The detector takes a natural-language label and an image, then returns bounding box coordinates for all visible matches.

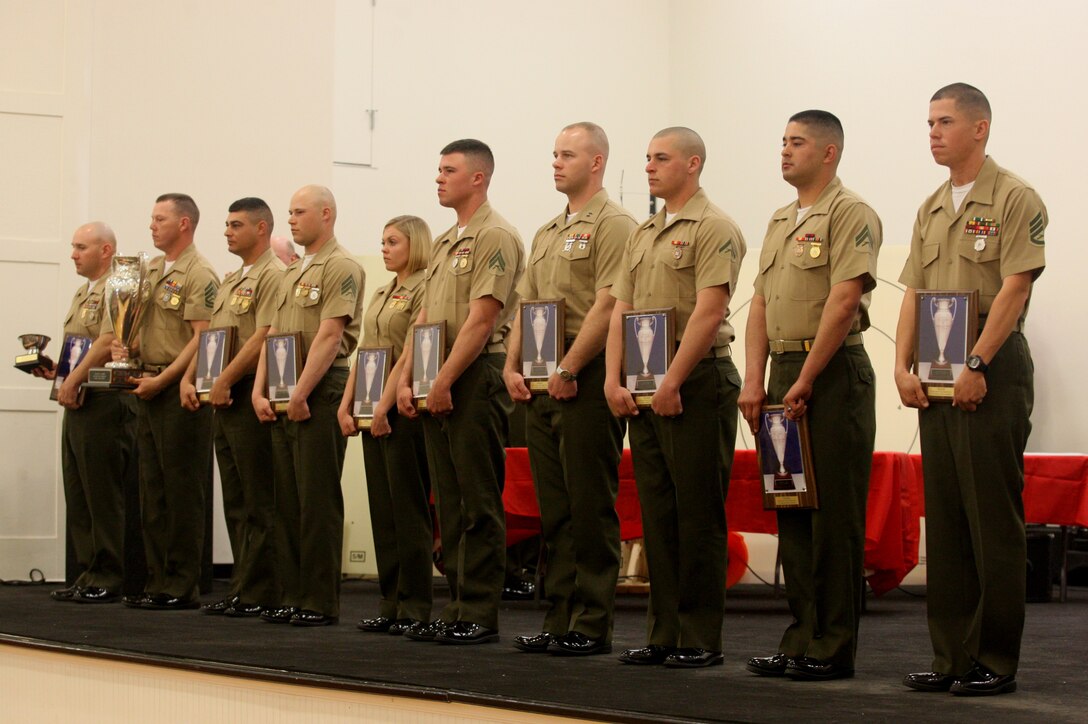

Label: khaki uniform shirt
[272,237,365,360]
[611,188,746,352]
[210,248,284,353]
[105,244,219,365]
[423,201,524,352]
[517,189,635,338]
[899,156,1046,320]
[362,269,426,362]
[63,275,109,338]
[755,177,881,340]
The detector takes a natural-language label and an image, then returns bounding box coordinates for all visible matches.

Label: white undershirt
[301,254,315,271]
[457,225,467,239]
[566,212,576,224]
[163,260,175,275]
[796,205,812,224]
[665,211,677,227]
[951,181,975,213]
[241,264,253,277]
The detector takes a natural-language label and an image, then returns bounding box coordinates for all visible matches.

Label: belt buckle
[803,339,813,352]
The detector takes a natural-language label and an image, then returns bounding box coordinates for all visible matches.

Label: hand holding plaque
[353,347,391,429]
[520,300,565,394]
[412,322,445,411]
[266,332,302,413]
[913,290,978,401]
[757,405,818,510]
[622,308,674,408]
[196,327,236,403]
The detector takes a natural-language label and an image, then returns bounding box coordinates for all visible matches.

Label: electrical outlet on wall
[349,551,366,563]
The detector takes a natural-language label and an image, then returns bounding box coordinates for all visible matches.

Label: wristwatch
[555,365,577,382]
[965,354,989,374]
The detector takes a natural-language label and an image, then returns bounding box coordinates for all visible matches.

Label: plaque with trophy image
[266,332,303,413]
[914,290,978,401]
[412,321,446,412]
[50,333,93,402]
[195,326,237,403]
[622,308,675,408]
[86,253,153,389]
[353,346,391,430]
[13,334,55,374]
[520,300,565,394]
[757,404,818,510]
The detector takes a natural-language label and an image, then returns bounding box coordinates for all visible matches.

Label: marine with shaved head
[43,222,136,604]
[897,83,1046,696]
[504,123,636,656]
[253,185,365,627]
[741,110,881,682]
[606,127,746,668]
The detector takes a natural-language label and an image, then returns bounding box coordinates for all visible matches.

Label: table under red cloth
[908,453,1088,527]
[503,448,922,595]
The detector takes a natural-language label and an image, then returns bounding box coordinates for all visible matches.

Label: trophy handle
[648,315,657,334]
[949,296,957,320]
[929,296,937,318]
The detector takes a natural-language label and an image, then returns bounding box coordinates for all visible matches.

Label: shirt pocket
[788,248,830,301]
[559,244,593,289]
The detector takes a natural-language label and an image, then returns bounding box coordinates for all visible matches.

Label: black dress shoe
[387,618,418,636]
[290,609,338,627]
[356,615,394,632]
[513,632,554,653]
[664,648,724,668]
[501,579,536,600]
[223,602,263,618]
[903,671,957,692]
[73,586,120,604]
[122,593,151,608]
[949,665,1017,696]
[551,631,612,656]
[746,653,792,676]
[143,593,199,611]
[260,606,299,624]
[404,619,450,642]
[618,645,676,665]
[50,585,80,602]
[785,656,854,681]
[201,596,240,615]
[436,621,500,645]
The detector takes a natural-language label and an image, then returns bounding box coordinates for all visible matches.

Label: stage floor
[1,580,1085,722]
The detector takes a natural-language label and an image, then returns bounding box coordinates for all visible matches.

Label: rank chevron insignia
[854,225,874,249]
[487,249,506,273]
[1029,212,1045,246]
[717,239,737,260]
[204,281,217,308]
[340,275,358,298]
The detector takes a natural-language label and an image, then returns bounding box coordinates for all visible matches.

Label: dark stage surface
[1,580,1085,723]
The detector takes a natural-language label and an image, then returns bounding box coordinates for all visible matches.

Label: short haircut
[788,109,845,152]
[156,192,200,228]
[653,126,706,166]
[228,196,274,231]
[931,83,992,121]
[384,215,432,277]
[440,138,495,177]
[562,121,610,161]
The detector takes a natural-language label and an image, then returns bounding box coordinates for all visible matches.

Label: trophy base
[773,473,796,491]
[14,353,54,374]
[86,366,141,389]
[634,374,656,392]
[415,396,428,412]
[355,417,373,430]
[529,361,549,377]
[357,402,374,417]
[528,378,549,393]
[198,391,211,404]
[928,362,954,381]
[272,399,290,413]
[417,381,431,396]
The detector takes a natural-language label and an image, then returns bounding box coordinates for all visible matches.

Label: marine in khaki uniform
[253,185,364,627]
[338,215,435,635]
[896,84,1046,697]
[739,111,880,681]
[181,198,283,618]
[606,127,745,669]
[43,222,136,604]
[116,193,219,610]
[397,139,524,645]
[503,123,634,656]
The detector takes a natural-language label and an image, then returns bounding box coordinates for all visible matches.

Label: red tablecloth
[504,448,922,595]
[908,453,1088,527]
